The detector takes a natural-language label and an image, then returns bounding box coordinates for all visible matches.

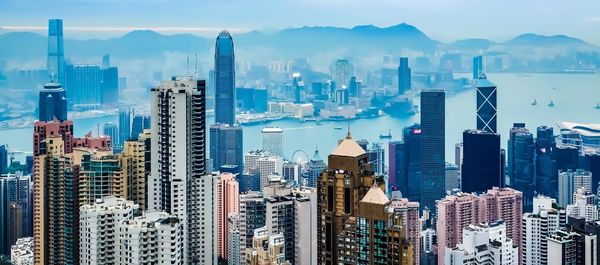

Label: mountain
[506,33,590,46]
[449,39,497,51]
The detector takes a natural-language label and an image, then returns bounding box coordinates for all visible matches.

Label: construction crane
[5,145,32,164]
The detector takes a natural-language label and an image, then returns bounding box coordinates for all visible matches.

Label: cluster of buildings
[1,18,600,265]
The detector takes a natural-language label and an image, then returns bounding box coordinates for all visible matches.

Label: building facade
[215,31,236,125]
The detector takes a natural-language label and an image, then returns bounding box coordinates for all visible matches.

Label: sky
[1,0,600,45]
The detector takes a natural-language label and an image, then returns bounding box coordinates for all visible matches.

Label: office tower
[65,65,103,107]
[215,31,236,125]
[122,137,149,210]
[33,135,79,265]
[239,192,266,264]
[445,221,518,265]
[476,75,497,133]
[292,72,306,103]
[536,126,558,198]
[388,124,421,201]
[216,173,240,261]
[102,122,118,145]
[461,130,503,193]
[303,148,326,188]
[118,108,131,145]
[420,90,445,212]
[79,197,138,265]
[333,59,351,88]
[455,143,463,169]
[522,196,567,265]
[558,169,592,208]
[566,187,597,221]
[47,19,65,85]
[398,57,411,95]
[238,167,261,192]
[210,124,244,173]
[261,127,284,157]
[556,145,580,170]
[388,141,403,193]
[282,161,300,184]
[245,228,290,265]
[317,132,378,264]
[101,66,118,105]
[0,173,33,254]
[244,150,283,190]
[436,187,523,264]
[39,81,67,122]
[348,76,361,97]
[389,197,422,265]
[80,198,183,265]
[0,145,6,174]
[150,77,206,263]
[33,120,74,156]
[508,124,535,210]
[228,214,241,265]
[11,237,33,265]
[547,230,577,264]
[445,163,460,193]
[367,142,385,175]
[130,114,150,139]
[472,55,484,80]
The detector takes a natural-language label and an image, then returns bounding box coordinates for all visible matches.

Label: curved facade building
[214,31,236,125]
[39,81,67,122]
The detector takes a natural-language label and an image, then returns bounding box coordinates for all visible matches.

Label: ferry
[548,100,555,107]
[379,130,392,139]
[334,127,343,130]
[531,99,537,106]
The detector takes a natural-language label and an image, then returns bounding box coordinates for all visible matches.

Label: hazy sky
[1,0,599,45]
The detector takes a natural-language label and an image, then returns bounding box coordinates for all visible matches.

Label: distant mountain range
[0,23,597,63]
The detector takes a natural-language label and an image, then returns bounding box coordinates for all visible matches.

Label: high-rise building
[101,66,119,106]
[476,75,497,133]
[216,173,239,261]
[245,227,291,265]
[388,124,421,201]
[547,230,578,264]
[558,169,592,208]
[317,132,379,264]
[47,19,65,86]
[521,196,567,265]
[65,64,103,108]
[445,163,460,193]
[11,237,33,265]
[215,31,236,125]
[0,145,6,174]
[348,76,361,97]
[33,135,80,265]
[461,130,503,193]
[118,108,131,145]
[238,167,261,192]
[389,197,422,265]
[445,221,518,265]
[149,77,206,263]
[228,214,241,265]
[102,122,118,147]
[508,124,535,210]
[188,173,218,264]
[33,120,74,156]
[79,197,184,265]
[282,161,300,185]
[0,173,32,255]
[398,57,411,95]
[303,148,326,188]
[566,187,597,222]
[39,81,67,122]
[130,114,150,139]
[472,56,484,80]
[239,192,266,264]
[420,90,445,212]
[122,136,149,210]
[535,126,558,198]
[333,59,351,88]
[244,150,283,190]
[366,142,385,175]
[436,187,522,265]
[567,215,600,265]
[210,124,244,173]
[262,127,284,157]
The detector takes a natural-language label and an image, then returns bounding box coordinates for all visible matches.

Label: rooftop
[558,121,600,137]
[360,185,390,205]
[330,133,366,157]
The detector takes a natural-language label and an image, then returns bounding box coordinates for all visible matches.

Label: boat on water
[379,129,392,139]
[595,102,600,109]
[548,100,555,107]
[334,127,343,130]
[531,99,537,106]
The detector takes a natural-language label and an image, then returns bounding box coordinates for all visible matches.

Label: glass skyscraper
[508,124,535,210]
[214,31,236,125]
[209,123,244,174]
[65,65,103,107]
[38,81,67,122]
[476,75,497,133]
[397,57,411,95]
[472,55,484,80]
[535,126,558,198]
[462,130,503,193]
[388,124,421,201]
[47,19,65,85]
[420,90,445,213]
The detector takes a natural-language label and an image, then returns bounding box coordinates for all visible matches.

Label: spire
[346,118,352,139]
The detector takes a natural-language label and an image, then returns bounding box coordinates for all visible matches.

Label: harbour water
[1,73,599,165]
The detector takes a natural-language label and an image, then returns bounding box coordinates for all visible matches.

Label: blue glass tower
[47,19,65,86]
[472,56,484,80]
[39,81,67,122]
[214,31,236,125]
[476,75,497,133]
[397,57,411,95]
[535,126,558,198]
[420,90,445,212]
[462,130,503,193]
[508,123,535,210]
[388,124,421,201]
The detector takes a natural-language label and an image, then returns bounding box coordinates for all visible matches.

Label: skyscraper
[215,31,236,125]
[333,59,351,88]
[535,126,558,198]
[149,77,206,263]
[102,122,118,145]
[508,124,535,210]
[0,173,32,255]
[101,66,119,106]
[47,19,65,86]
[303,148,326,188]
[317,132,379,264]
[261,127,284,157]
[445,221,518,265]
[38,81,67,122]
[239,192,266,263]
[118,108,131,145]
[244,150,283,190]
[398,57,411,95]
[461,130,503,193]
[476,75,497,133]
[388,124,421,200]
[65,64,103,108]
[420,90,445,212]
[472,55,484,80]
[130,114,151,139]
[216,173,239,262]
[210,124,244,173]
[0,145,7,174]
[522,196,567,265]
